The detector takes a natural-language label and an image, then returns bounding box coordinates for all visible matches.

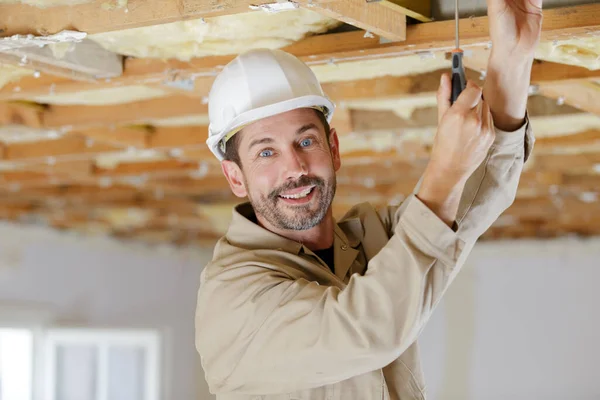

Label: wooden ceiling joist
[0,2,599,244]
[538,81,600,116]
[0,0,430,39]
[0,0,266,37]
[0,126,212,163]
[43,95,208,130]
[1,3,598,102]
[296,0,409,42]
[6,65,597,132]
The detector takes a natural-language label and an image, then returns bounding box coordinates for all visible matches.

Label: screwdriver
[450,0,466,104]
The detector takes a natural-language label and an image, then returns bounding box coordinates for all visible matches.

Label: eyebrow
[247,123,320,151]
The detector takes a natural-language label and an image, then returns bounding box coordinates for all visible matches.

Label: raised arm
[380,0,541,241]
[483,0,543,132]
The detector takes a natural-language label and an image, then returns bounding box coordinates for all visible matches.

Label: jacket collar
[226,202,361,279]
[226,202,303,254]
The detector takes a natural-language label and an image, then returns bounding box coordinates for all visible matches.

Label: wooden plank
[144,176,232,196]
[93,159,201,177]
[538,81,600,115]
[0,0,264,37]
[68,126,150,148]
[10,69,593,132]
[22,160,95,177]
[0,0,430,38]
[330,105,354,135]
[562,173,600,192]
[1,4,598,101]
[147,126,208,148]
[460,49,600,84]
[0,170,52,182]
[297,0,407,42]
[534,129,600,149]
[323,69,480,100]
[377,0,430,22]
[43,95,208,129]
[3,136,121,161]
[504,196,559,221]
[0,101,44,127]
[533,152,600,173]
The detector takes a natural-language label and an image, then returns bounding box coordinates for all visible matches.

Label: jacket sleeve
[380,112,534,244]
[195,116,533,396]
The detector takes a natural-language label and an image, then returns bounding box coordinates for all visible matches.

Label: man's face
[221,108,341,231]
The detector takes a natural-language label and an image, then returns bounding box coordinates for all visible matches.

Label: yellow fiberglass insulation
[535,37,600,71]
[88,9,342,61]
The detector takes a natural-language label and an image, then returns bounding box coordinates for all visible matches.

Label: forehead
[238,108,324,143]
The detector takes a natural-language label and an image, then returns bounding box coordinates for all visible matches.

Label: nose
[282,147,308,180]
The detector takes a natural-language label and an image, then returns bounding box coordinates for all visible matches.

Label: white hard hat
[206,48,335,161]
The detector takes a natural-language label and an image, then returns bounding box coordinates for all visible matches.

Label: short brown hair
[223,108,331,168]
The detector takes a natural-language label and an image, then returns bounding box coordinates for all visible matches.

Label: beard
[248,174,336,231]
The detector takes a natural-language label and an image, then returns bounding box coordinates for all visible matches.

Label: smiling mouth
[278,186,315,200]
[277,186,316,205]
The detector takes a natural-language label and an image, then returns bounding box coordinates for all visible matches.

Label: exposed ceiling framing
[0,0,599,246]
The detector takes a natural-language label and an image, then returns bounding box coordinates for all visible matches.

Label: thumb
[437,73,451,123]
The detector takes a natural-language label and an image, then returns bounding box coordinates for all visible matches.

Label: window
[0,328,34,400]
[44,329,160,400]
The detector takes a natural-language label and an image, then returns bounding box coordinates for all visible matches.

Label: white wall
[1,220,599,400]
[0,222,214,400]
[420,236,600,400]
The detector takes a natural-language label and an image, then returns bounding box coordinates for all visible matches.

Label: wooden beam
[323,68,481,101]
[0,0,266,37]
[0,101,44,127]
[534,129,600,150]
[3,136,121,162]
[67,126,150,148]
[147,126,208,149]
[93,159,204,178]
[533,152,600,173]
[297,0,407,42]
[43,95,208,129]
[7,67,594,132]
[0,0,432,39]
[538,81,600,115]
[330,105,354,135]
[1,4,598,101]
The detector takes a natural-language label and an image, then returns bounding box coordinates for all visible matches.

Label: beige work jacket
[195,116,534,400]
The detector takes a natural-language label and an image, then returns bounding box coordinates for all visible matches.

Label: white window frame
[43,328,160,400]
[0,327,35,400]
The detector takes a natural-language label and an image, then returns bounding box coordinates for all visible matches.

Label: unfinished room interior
[0,0,598,399]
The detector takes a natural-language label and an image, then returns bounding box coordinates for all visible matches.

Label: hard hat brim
[207,94,336,161]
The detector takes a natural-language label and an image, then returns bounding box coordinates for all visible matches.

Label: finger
[475,97,484,130]
[454,80,483,110]
[481,100,494,143]
[436,72,451,123]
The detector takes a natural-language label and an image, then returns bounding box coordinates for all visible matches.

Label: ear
[221,160,248,198]
[329,128,341,171]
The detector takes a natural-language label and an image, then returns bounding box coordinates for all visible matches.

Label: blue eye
[259,149,273,157]
[300,138,312,147]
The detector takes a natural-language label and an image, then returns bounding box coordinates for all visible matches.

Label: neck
[256,208,335,251]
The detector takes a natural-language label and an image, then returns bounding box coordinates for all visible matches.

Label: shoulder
[202,236,287,282]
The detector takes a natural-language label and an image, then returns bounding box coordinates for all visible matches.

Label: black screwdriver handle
[451,51,466,105]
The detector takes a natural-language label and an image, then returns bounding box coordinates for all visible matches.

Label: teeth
[280,187,312,199]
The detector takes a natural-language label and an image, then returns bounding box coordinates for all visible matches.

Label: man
[195,0,540,398]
